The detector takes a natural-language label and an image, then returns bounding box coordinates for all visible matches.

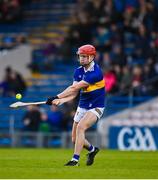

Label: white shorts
[74,107,104,123]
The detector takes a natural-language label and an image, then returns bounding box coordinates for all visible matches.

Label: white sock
[71,158,78,162]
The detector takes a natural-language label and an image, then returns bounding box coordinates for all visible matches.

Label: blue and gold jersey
[73,62,105,109]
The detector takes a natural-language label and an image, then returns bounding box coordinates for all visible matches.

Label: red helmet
[77,44,96,56]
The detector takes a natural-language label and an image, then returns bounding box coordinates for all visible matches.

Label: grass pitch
[0,148,158,179]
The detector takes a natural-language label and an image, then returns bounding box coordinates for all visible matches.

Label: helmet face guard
[76,44,96,56]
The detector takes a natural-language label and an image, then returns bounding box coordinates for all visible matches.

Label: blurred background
[0,0,158,150]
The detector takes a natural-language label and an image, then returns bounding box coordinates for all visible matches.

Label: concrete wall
[0,45,32,81]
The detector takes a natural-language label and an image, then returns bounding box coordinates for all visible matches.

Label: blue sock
[88,145,95,152]
[72,154,80,162]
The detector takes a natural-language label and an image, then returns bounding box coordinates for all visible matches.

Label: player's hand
[52,99,61,106]
[46,96,59,105]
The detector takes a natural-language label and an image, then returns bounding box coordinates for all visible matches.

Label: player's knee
[77,123,86,133]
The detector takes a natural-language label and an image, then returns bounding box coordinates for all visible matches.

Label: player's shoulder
[75,66,83,72]
[76,66,83,70]
[74,66,84,77]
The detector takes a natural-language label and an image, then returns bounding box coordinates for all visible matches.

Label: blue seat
[48,138,61,147]
[0,137,11,146]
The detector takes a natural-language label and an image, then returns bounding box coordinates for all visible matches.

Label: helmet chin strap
[88,56,92,63]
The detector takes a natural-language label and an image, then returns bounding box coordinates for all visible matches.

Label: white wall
[0,45,32,81]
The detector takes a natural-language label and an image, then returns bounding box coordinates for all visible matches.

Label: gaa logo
[118,127,157,151]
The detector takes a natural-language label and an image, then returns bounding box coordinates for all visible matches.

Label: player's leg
[71,107,91,148]
[65,111,97,166]
[72,108,104,166]
[85,108,104,165]
[72,121,95,164]
[65,108,100,166]
[73,111,97,156]
[71,121,93,150]
[71,121,78,144]
[84,139,92,150]
[65,112,97,166]
[63,121,79,166]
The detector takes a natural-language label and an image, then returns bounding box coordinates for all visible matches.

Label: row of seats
[111,102,158,127]
[0,64,74,132]
[0,0,76,39]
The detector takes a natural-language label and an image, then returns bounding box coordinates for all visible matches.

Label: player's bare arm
[56,81,78,99]
[46,81,89,105]
[52,80,89,105]
[52,93,77,106]
[57,80,89,99]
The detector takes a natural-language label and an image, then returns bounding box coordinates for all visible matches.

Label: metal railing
[0,131,101,148]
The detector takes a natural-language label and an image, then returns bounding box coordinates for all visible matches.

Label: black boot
[86,147,99,166]
[64,160,79,166]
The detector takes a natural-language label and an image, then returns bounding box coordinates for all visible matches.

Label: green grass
[0,148,158,179]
